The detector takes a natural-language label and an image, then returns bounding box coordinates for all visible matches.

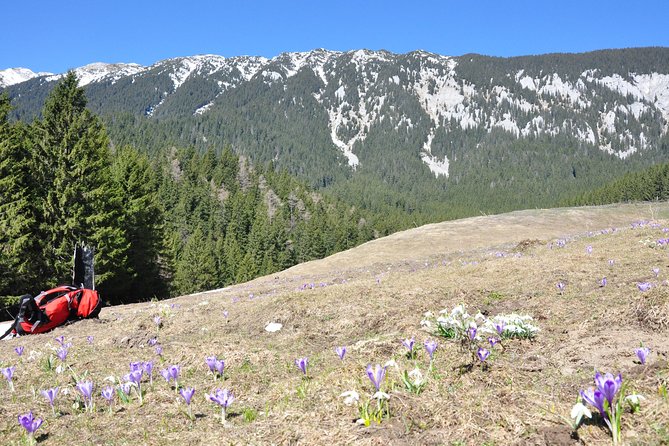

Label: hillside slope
[1,202,669,445]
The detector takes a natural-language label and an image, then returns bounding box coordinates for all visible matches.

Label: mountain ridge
[4,47,669,219]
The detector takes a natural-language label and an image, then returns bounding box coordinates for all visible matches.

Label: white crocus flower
[570,402,592,425]
[625,394,645,405]
[408,368,425,386]
[384,359,399,370]
[372,391,390,401]
[339,390,360,406]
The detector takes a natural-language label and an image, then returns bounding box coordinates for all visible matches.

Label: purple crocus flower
[180,387,195,405]
[424,339,438,360]
[599,277,607,287]
[494,321,506,336]
[160,368,171,382]
[125,370,143,387]
[143,361,154,384]
[402,337,415,353]
[77,380,94,411]
[223,310,229,318]
[335,346,347,360]
[154,316,162,327]
[466,326,477,341]
[208,388,234,423]
[637,282,652,292]
[41,387,59,414]
[586,246,593,254]
[635,347,650,364]
[477,347,490,362]
[205,356,217,373]
[215,359,225,377]
[101,386,115,413]
[2,366,15,381]
[55,335,65,346]
[366,364,386,391]
[581,388,607,417]
[129,361,143,372]
[119,382,133,396]
[488,337,500,348]
[295,357,308,375]
[653,267,660,277]
[608,259,615,266]
[148,338,158,346]
[87,335,94,344]
[18,411,42,437]
[155,345,163,356]
[556,282,565,292]
[101,386,115,402]
[168,365,181,382]
[56,347,68,362]
[14,346,24,357]
[594,372,623,407]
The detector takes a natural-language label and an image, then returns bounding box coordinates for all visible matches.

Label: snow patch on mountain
[45,63,145,87]
[194,101,214,115]
[0,67,52,87]
[596,73,669,121]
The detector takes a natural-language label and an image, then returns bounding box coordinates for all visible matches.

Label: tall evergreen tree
[0,94,44,293]
[33,72,129,299]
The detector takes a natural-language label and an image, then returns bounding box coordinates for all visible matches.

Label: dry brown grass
[1,202,669,445]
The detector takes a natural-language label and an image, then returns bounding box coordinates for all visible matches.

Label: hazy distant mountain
[4,47,669,217]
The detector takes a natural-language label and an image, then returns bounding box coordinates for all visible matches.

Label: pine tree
[0,94,44,294]
[33,72,130,298]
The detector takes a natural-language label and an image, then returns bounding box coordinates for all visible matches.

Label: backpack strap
[0,294,35,340]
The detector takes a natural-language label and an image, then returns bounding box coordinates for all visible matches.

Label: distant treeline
[0,73,374,305]
[566,162,669,205]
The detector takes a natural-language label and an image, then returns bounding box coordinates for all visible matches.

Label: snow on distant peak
[44,62,145,87]
[0,67,52,87]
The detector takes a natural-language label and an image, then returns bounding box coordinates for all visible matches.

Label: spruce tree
[34,72,129,298]
[0,95,44,294]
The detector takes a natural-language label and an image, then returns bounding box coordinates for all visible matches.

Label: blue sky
[3,0,668,73]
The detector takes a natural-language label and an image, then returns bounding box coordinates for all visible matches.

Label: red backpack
[1,286,101,339]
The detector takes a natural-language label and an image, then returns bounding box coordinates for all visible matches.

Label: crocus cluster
[205,356,225,380]
[160,365,181,391]
[580,372,624,441]
[18,411,42,444]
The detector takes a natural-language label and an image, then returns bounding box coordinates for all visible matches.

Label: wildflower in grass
[608,259,615,266]
[119,382,133,401]
[402,368,427,394]
[206,356,216,373]
[586,246,593,254]
[637,282,651,292]
[55,335,65,346]
[424,339,437,361]
[124,370,144,404]
[101,386,115,413]
[15,346,24,357]
[208,388,234,424]
[56,347,68,362]
[494,321,506,336]
[161,365,181,390]
[488,337,500,348]
[335,346,347,361]
[581,372,625,443]
[635,347,650,365]
[41,387,59,415]
[2,366,15,391]
[154,316,162,328]
[477,347,490,363]
[600,277,607,287]
[160,368,170,383]
[18,411,42,445]
[87,336,94,344]
[568,402,592,430]
[223,310,229,318]
[402,337,416,358]
[148,338,157,346]
[625,394,645,413]
[556,282,565,293]
[180,387,195,419]
[77,380,94,412]
[129,361,143,372]
[143,361,154,385]
[340,390,360,406]
[295,357,308,375]
[155,345,163,356]
[366,364,386,391]
[653,267,660,277]
[466,326,477,341]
